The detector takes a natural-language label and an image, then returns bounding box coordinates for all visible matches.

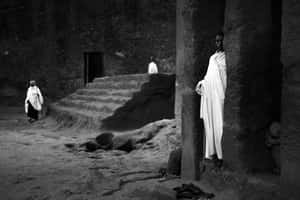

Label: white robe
[25,86,44,113]
[148,62,158,74]
[196,51,227,159]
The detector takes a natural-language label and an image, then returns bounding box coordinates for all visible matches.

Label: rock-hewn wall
[102,74,175,131]
[281,0,300,197]
[223,0,275,170]
[134,0,176,73]
[0,0,97,103]
[175,0,225,137]
[0,0,175,103]
[176,0,225,179]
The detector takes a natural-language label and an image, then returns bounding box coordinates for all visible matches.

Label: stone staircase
[49,74,149,129]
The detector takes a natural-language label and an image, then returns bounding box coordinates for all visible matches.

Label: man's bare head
[215,31,224,52]
[29,80,36,87]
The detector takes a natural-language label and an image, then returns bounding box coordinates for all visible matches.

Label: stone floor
[0,106,280,200]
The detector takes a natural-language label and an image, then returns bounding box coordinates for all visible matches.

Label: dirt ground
[0,106,280,200]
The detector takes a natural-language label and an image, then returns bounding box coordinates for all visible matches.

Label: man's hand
[195,81,203,95]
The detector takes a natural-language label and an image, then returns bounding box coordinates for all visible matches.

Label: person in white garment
[195,32,227,168]
[148,56,158,74]
[25,80,44,123]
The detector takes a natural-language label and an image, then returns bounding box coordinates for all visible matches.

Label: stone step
[86,79,144,90]
[58,99,120,114]
[66,94,131,104]
[75,88,138,97]
[49,104,104,129]
[49,74,151,129]
[93,73,149,83]
[51,103,102,118]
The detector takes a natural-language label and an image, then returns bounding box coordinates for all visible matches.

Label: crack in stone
[102,174,162,196]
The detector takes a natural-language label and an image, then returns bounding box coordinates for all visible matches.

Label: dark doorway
[270,0,282,121]
[84,52,104,84]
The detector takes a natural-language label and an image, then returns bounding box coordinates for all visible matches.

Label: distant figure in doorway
[148,56,158,74]
[195,31,227,168]
[25,80,44,123]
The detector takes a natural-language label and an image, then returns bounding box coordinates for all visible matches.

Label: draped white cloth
[25,86,44,113]
[195,51,227,159]
[148,61,158,74]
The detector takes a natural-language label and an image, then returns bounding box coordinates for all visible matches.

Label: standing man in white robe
[148,56,158,74]
[25,80,44,122]
[195,32,227,168]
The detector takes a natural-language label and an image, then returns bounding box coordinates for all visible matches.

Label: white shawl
[148,62,158,74]
[25,86,44,113]
[195,51,227,159]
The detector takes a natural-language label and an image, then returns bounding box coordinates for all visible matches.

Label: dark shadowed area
[102,74,175,130]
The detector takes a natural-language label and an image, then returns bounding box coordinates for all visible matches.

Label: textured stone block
[223,0,275,171]
[181,91,202,180]
[281,0,300,197]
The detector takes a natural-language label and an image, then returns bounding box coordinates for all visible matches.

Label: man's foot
[203,155,215,162]
[215,159,223,169]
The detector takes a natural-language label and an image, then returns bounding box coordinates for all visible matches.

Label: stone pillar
[223,0,273,170]
[176,0,225,180]
[176,0,201,179]
[281,0,300,198]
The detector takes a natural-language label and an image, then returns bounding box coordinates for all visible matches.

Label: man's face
[30,81,35,87]
[215,35,224,51]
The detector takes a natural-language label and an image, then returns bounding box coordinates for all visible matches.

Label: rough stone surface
[112,135,133,152]
[49,74,149,129]
[223,0,276,171]
[280,0,300,198]
[0,107,281,200]
[102,74,175,130]
[83,119,179,155]
[95,132,114,150]
[181,92,202,180]
[112,119,178,151]
[0,0,175,102]
[176,0,225,179]
[167,148,182,176]
[84,141,100,152]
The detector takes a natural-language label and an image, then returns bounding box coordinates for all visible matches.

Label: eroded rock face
[85,119,179,155]
[84,141,100,152]
[223,0,275,171]
[167,148,182,176]
[280,0,300,197]
[102,74,175,131]
[95,132,114,150]
[0,0,176,102]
